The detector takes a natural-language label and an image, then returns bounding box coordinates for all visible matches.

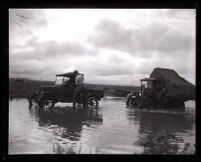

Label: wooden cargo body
[150,68,195,102]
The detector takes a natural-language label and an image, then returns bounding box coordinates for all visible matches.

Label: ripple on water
[9,98,195,154]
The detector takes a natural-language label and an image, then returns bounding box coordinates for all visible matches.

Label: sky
[9,9,196,86]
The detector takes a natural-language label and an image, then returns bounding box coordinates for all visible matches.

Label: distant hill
[9,78,140,98]
[84,83,140,97]
[9,78,54,99]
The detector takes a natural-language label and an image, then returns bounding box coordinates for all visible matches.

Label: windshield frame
[55,76,64,85]
[55,76,71,85]
[140,80,153,94]
[141,80,153,89]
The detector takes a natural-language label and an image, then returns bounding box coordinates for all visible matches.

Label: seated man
[73,72,84,108]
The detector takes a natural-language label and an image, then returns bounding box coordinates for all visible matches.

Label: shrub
[135,129,195,154]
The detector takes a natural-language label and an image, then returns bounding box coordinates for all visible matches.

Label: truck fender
[38,92,56,102]
[85,93,99,100]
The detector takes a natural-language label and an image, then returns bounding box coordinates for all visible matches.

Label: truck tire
[133,99,142,108]
[38,95,55,112]
[126,97,131,106]
[29,94,38,107]
[129,98,140,108]
[86,97,99,109]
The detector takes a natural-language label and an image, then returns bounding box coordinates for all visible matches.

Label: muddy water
[9,97,195,154]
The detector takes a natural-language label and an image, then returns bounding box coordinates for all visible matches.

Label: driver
[73,71,84,108]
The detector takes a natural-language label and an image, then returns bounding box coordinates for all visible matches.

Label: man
[72,70,78,84]
[73,71,84,108]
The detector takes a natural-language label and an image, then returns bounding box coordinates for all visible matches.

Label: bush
[135,129,195,154]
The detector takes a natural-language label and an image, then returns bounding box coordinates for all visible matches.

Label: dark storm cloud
[157,31,194,53]
[9,58,48,76]
[9,36,93,79]
[25,38,88,56]
[80,55,136,77]
[90,20,194,57]
[131,53,195,81]
[9,56,69,80]
[89,20,134,54]
[9,10,195,85]
[95,66,134,76]
[10,37,88,61]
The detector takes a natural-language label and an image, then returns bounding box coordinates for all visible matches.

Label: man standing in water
[73,70,84,108]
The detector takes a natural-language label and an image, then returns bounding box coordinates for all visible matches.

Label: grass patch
[9,78,54,99]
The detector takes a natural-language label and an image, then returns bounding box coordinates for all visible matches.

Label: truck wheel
[126,98,131,106]
[38,96,55,112]
[29,94,38,107]
[131,99,141,108]
[86,97,99,109]
[142,97,153,110]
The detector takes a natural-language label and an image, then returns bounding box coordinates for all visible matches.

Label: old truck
[29,72,105,112]
[126,67,195,109]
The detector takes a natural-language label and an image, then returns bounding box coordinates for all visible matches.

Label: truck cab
[140,78,166,97]
[126,78,167,109]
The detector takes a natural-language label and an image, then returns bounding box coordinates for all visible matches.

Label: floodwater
[9,97,195,154]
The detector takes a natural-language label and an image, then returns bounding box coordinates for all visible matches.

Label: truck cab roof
[140,78,164,82]
[56,72,83,77]
[140,78,156,81]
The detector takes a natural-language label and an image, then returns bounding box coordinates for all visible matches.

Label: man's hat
[74,70,78,74]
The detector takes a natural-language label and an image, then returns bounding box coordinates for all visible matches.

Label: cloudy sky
[9,9,196,86]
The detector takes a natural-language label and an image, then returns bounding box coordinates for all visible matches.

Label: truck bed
[150,67,195,101]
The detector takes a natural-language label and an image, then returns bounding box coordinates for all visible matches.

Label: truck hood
[39,85,58,92]
[83,84,103,91]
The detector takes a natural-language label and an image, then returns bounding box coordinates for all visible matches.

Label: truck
[126,67,195,109]
[29,72,105,112]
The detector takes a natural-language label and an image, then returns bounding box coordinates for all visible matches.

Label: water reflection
[126,106,195,154]
[9,98,195,154]
[29,105,103,142]
[126,107,195,134]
